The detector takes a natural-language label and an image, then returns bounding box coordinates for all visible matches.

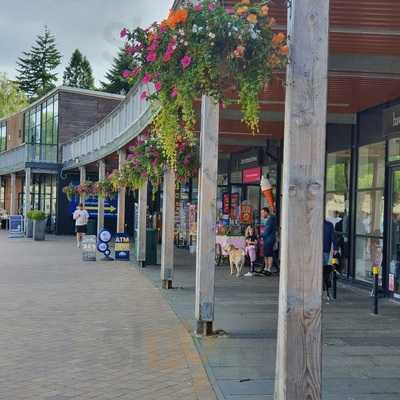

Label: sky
[0,0,173,86]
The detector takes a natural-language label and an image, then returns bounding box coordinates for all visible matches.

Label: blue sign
[68,196,118,219]
[8,215,24,238]
[115,233,130,261]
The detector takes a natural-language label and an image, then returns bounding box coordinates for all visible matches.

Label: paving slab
[0,232,216,400]
[140,248,400,400]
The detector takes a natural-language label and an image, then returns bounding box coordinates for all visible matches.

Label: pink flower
[180,55,192,69]
[194,4,203,12]
[142,73,152,84]
[155,81,162,91]
[120,28,128,38]
[171,87,178,97]
[129,67,141,78]
[163,51,173,62]
[208,3,216,11]
[160,25,167,34]
[146,52,157,63]
[183,155,191,166]
[140,91,149,100]
[148,40,158,52]
[121,70,130,79]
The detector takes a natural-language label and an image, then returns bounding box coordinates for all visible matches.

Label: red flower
[146,52,157,63]
[171,87,178,97]
[155,81,162,91]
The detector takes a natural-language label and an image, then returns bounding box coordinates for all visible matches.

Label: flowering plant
[95,179,117,199]
[175,138,198,183]
[121,0,287,163]
[62,183,76,201]
[75,181,97,197]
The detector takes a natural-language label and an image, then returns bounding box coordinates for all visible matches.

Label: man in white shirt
[73,203,89,248]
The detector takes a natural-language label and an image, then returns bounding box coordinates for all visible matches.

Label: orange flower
[260,5,269,16]
[272,32,285,46]
[268,54,281,67]
[247,13,258,24]
[280,45,289,55]
[166,8,188,29]
[233,45,246,58]
[236,5,248,15]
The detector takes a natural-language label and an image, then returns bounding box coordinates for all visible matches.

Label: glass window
[0,121,7,152]
[356,190,384,236]
[389,137,400,162]
[355,237,383,283]
[357,142,385,190]
[326,150,351,192]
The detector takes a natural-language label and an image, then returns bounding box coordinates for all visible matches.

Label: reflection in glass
[355,237,383,283]
[357,142,385,190]
[356,190,384,236]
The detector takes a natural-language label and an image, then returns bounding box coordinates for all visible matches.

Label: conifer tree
[101,48,132,95]
[16,26,62,99]
[63,49,95,90]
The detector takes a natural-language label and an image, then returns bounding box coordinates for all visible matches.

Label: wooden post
[136,181,148,268]
[79,166,86,205]
[117,149,127,233]
[24,168,32,229]
[274,1,330,400]
[0,175,2,208]
[195,95,219,336]
[10,173,17,215]
[97,159,106,236]
[161,168,175,289]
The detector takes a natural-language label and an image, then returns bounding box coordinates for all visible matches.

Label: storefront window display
[355,141,385,283]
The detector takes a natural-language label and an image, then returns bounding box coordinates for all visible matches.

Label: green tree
[63,49,95,90]
[0,73,29,118]
[16,26,62,100]
[101,48,132,94]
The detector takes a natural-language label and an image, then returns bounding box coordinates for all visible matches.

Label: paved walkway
[0,232,216,400]
[142,249,400,400]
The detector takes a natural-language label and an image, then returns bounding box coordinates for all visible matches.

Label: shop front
[326,99,400,297]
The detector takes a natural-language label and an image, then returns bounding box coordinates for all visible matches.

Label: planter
[33,220,46,241]
[26,219,33,238]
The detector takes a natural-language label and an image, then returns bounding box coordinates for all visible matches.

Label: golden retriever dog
[224,244,246,277]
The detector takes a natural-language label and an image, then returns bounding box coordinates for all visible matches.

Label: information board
[8,215,24,238]
[82,235,97,261]
[115,233,130,261]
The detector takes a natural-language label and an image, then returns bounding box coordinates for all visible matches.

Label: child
[244,225,258,276]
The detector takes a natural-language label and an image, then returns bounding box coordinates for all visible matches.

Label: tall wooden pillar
[136,181,148,268]
[10,173,17,215]
[97,159,106,236]
[24,168,32,228]
[79,166,86,205]
[274,1,330,399]
[0,175,3,207]
[117,149,127,233]
[161,168,175,289]
[195,95,219,336]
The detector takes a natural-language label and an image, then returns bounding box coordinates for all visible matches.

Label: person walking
[261,207,276,275]
[73,203,89,248]
[323,219,338,301]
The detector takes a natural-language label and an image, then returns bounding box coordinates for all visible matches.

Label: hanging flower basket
[62,183,76,201]
[95,179,117,199]
[121,0,287,164]
[75,181,97,198]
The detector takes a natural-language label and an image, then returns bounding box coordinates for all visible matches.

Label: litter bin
[145,228,157,265]
[87,219,97,235]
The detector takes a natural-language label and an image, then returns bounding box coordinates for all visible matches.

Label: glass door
[388,167,400,298]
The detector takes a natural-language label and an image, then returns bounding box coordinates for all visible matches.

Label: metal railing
[0,143,58,175]
[61,82,156,169]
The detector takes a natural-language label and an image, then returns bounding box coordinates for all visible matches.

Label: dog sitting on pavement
[224,244,246,278]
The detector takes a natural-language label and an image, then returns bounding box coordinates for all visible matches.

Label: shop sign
[115,233,130,261]
[230,193,240,219]
[223,193,230,215]
[383,104,400,137]
[388,273,395,292]
[243,167,261,184]
[231,149,260,170]
[240,204,253,224]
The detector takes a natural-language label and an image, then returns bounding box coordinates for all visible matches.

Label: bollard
[372,265,380,315]
[331,253,339,300]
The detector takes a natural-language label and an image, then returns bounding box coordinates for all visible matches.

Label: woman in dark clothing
[261,207,277,275]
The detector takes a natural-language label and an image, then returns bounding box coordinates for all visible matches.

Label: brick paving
[0,232,216,400]
[142,248,400,400]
